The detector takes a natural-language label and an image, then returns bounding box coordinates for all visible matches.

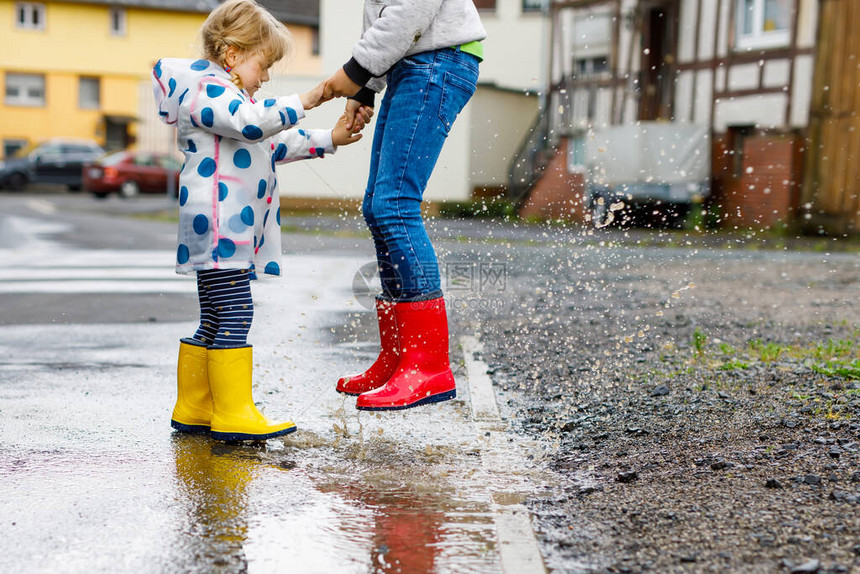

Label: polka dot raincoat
[152,58,335,277]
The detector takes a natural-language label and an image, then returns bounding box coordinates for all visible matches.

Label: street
[0,193,549,573]
[2,191,859,573]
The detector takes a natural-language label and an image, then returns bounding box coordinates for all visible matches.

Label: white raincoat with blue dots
[152,58,334,277]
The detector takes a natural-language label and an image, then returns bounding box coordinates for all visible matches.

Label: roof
[51,0,219,13]
[51,0,320,25]
[257,0,319,27]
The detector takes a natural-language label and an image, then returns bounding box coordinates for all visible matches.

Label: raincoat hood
[153,58,231,125]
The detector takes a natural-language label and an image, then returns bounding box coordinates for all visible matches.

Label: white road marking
[26,199,57,215]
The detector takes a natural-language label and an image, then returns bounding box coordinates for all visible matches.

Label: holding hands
[299,69,375,145]
[332,113,364,146]
[299,80,331,111]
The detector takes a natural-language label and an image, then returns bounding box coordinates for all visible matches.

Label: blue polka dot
[228,99,241,115]
[265,262,280,275]
[233,149,251,168]
[286,107,298,124]
[276,208,281,225]
[257,179,267,198]
[253,236,258,248]
[197,158,216,177]
[240,206,254,226]
[190,59,209,71]
[263,210,270,228]
[228,214,248,232]
[154,60,163,78]
[168,78,176,97]
[279,111,286,125]
[206,84,226,98]
[179,186,188,206]
[274,143,287,162]
[201,108,214,127]
[185,139,196,153]
[178,89,188,105]
[218,182,228,201]
[218,238,236,258]
[259,235,265,248]
[177,244,189,264]
[298,129,306,137]
[242,125,263,140]
[190,116,198,128]
[192,214,209,235]
[264,98,276,107]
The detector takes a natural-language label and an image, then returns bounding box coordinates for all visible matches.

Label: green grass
[692,328,707,357]
[811,359,860,380]
[718,359,750,371]
[748,339,787,362]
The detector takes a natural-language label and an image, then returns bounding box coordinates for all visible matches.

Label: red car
[84,150,182,198]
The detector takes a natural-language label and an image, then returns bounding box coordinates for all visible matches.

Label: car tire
[7,172,27,191]
[93,192,109,200]
[119,180,140,199]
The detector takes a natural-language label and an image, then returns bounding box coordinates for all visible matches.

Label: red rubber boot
[356,297,456,411]
[336,298,400,396]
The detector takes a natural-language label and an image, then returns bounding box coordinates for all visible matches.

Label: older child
[153,0,360,441]
[326,1,485,411]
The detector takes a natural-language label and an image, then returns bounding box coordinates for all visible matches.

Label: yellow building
[0,0,321,158]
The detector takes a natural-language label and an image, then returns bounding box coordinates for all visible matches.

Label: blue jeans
[362,48,479,302]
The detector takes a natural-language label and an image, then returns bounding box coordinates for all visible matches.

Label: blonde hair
[200,0,293,87]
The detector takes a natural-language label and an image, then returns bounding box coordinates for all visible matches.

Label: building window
[15,2,45,30]
[5,73,46,106]
[79,77,100,110]
[573,56,609,79]
[736,0,790,50]
[312,27,320,56]
[523,0,544,13]
[474,0,496,11]
[110,7,126,36]
[3,139,28,159]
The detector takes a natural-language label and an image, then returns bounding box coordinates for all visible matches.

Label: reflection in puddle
[307,435,499,574]
[170,434,294,572]
[169,430,501,573]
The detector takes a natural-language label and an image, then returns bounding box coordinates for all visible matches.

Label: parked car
[84,150,182,198]
[0,138,105,191]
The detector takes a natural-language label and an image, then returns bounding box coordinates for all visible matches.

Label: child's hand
[345,100,374,133]
[300,80,332,111]
[332,113,363,146]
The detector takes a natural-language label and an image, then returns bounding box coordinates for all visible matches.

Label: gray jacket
[344,0,486,100]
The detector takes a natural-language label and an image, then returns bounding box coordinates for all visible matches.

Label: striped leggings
[191,269,254,348]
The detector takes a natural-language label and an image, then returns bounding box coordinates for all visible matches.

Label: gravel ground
[462,235,860,574]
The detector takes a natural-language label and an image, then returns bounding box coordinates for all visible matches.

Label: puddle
[0,255,561,573]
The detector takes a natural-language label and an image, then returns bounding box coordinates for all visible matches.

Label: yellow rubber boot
[208,346,297,442]
[171,339,212,433]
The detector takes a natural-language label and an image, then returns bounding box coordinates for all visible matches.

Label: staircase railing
[507,102,557,203]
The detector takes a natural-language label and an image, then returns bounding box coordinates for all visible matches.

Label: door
[638,0,677,121]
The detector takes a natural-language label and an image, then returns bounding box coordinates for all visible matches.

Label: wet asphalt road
[0,191,552,573]
[3,190,858,573]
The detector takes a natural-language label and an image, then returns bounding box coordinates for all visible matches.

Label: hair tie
[224,65,232,73]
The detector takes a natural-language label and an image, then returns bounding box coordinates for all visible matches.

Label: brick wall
[519,138,588,222]
[712,133,802,229]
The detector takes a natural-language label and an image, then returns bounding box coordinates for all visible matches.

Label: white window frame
[15,2,45,30]
[109,6,126,37]
[522,0,545,14]
[4,73,46,107]
[735,0,791,50]
[79,76,101,110]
